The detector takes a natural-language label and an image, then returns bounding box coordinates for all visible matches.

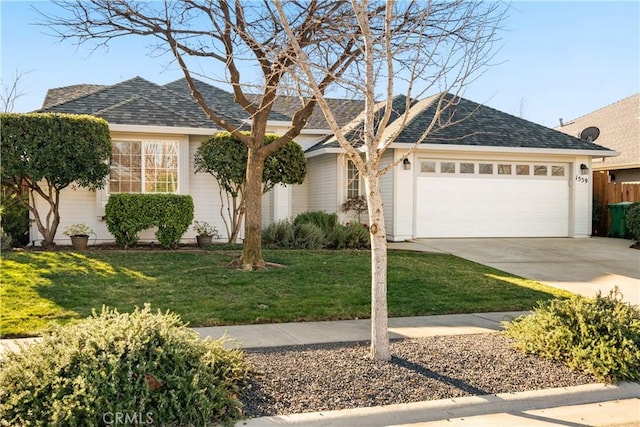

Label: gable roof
[556,93,639,169]
[39,76,365,131]
[39,76,220,128]
[42,84,108,109]
[308,93,615,154]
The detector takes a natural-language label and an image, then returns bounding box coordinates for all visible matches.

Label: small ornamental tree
[194,132,307,244]
[0,113,111,248]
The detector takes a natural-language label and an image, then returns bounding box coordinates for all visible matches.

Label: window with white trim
[110,140,179,193]
[346,160,360,198]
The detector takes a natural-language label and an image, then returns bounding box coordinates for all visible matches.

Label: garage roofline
[388,143,619,158]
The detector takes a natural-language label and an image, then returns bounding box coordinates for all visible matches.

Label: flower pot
[196,235,213,248]
[70,235,89,251]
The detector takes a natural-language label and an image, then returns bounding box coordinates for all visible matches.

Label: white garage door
[415,160,570,238]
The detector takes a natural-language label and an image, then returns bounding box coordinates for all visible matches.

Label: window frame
[346,159,361,199]
[109,139,180,195]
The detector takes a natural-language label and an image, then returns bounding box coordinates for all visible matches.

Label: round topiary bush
[0,305,250,426]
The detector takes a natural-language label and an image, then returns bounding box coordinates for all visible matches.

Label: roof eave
[305,147,343,158]
[388,143,619,157]
[593,162,640,171]
[109,123,219,136]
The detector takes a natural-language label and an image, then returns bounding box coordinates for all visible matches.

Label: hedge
[105,194,194,249]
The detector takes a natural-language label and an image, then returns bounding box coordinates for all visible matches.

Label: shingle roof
[94,95,204,128]
[308,93,614,153]
[40,76,364,129]
[251,95,365,129]
[162,78,258,125]
[39,76,220,128]
[556,93,639,168]
[42,84,108,109]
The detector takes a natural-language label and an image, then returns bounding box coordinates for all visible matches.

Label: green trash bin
[608,201,634,238]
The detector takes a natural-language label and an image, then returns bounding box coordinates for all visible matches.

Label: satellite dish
[579,126,600,142]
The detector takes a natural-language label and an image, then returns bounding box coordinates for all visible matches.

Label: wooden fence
[592,171,640,236]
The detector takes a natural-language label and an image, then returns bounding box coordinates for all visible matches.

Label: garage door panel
[416,175,569,237]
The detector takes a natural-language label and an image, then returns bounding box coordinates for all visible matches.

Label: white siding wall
[32,186,111,245]
[307,154,338,212]
[290,180,309,218]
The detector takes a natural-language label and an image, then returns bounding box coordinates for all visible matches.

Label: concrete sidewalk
[193,311,527,348]
[0,312,526,356]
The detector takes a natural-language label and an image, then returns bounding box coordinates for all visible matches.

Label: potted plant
[63,223,94,250]
[192,221,219,248]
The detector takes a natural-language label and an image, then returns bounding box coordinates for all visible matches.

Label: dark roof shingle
[309,93,614,153]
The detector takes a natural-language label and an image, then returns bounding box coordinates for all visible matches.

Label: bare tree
[40,0,365,269]
[1,69,31,113]
[275,0,505,360]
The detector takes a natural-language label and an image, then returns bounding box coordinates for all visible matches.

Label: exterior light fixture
[403,158,411,170]
[580,164,589,175]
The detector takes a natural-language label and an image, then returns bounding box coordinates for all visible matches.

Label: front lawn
[0,249,571,338]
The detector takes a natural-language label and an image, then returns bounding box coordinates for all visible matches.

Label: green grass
[0,249,572,338]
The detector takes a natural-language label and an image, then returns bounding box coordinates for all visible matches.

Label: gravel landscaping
[240,333,596,418]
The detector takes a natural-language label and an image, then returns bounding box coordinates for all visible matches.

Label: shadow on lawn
[2,252,157,337]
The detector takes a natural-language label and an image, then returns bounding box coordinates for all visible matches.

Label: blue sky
[1,1,638,128]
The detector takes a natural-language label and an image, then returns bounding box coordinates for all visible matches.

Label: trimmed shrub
[327,224,349,249]
[262,220,295,248]
[504,288,640,382]
[327,223,370,249]
[625,203,640,241]
[293,222,326,249]
[105,194,194,249]
[0,305,250,427]
[293,211,339,236]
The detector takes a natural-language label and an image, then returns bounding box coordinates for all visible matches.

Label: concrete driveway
[390,237,639,306]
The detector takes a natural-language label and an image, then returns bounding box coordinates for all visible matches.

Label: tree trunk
[365,174,391,361]
[240,147,266,270]
[25,185,60,248]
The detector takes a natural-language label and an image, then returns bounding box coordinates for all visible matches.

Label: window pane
[110,141,178,194]
[498,164,512,175]
[347,160,360,198]
[144,142,179,193]
[479,163,493,174]
[460,163,474,174]
[440,162,455,173]
[110,141,142,193]
[421,161,436,173]
[516,165,530,175]
[534,165,548,176]
[552,166,565,177]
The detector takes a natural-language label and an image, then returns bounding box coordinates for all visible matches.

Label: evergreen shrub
[504,288,640,382]
[105,194,194,249]
[625,203,640,241]
[0,305,250,427]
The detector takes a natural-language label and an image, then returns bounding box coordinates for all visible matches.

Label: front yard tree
[0,113,111,248]
[43,0,364,270]
[275,0,505,360]
[194,132,307,244]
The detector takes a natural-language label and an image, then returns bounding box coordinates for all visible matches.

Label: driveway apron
[392,237,640,306]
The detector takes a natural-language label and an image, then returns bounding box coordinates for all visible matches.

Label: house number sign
[575,175,589,184]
